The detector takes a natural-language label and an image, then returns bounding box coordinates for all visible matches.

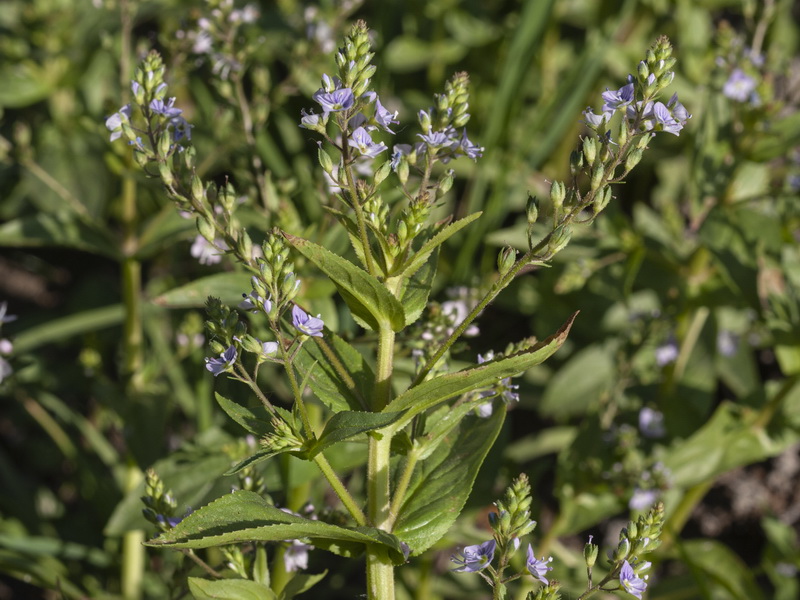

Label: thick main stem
[366,321,396,600]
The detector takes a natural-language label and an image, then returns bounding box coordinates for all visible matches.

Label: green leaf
[147,490,406,564]
[153,272,251,308]
[278,570,327,600]
[306,411,404,458]
[188,577,277,600]
[294,335,375,412]
[136,205,195,260]
[678,539,765,600]
[393,407,506,554]
[539,344,615,418]
[285,234,405,332]
[225,449,286,476]
[397,249,437,326]
[215,392,293,437]
[13,304,124,353]
[0,213,119,258]
[383,313,577,430]
[395,213,481,280]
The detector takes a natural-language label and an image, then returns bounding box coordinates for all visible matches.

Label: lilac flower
[105,104,133,141]
[458,130,484,160]
[654,340,678,366]
[582,107,614,129]
[312,87,355,115]
[602,80,635,112]
[204,345,237,376]
[619,560,648,599]
[652,102,684,135]
[348,126,387,158]
[629,487,658,511]
[192,31,213,54]
[390,145,409,170]
[0,302,17,325]
[0,339,12,355]
[284,540,311,572]
[478,352,520,403]
[526,545,554,583]
[149,97,183,119]
[0,358,11,384]
[363,91,400,133]
[292,305,324,337]
[418,130,452,147]
[723,69,757,103]
[261,341,279,358]
[477,402,493,418]
[717,330,739,356]
[451,539,496,572]
[190,235,227,265]
[667,93,690,125]
[638,407,665,438]
[156,514,184,528]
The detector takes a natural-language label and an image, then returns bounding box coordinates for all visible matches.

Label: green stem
[342,146,377,276]
[387,449,419,529]
[314,453,367,526]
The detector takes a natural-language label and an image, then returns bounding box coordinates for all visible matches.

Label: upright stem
[367,320,397,600]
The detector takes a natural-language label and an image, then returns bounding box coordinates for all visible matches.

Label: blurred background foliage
[1,0,799,598]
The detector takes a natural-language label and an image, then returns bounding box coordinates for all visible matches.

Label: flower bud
[221,184,237,212]
[617,119,629,146]
[436,169,454,197]
[584,540,599,568]
[582,136,597,165]
[418,110,432,133]
[526,195,539,225]
[549,181,566,213]
[397,159,409,185]
[282,272,299,298]
[318,147,334,174]
[374,159,392,186]
[625,148,643,172]
[548,225,572,255]
[497,247,517,276]
[614,537,631,561]
[636,132,654,149]
[590,163,605,191]
[593,186,612,214]
[158,161,174,187]
[569,149,584,176]
[637,60,650,83]
[209,340,226,354]
[240,335,263,354]
[191,174,204,203]
[239,230,253,262]
[197,216,216,243]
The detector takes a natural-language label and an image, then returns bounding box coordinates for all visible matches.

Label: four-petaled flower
[313,87,355,115]
[526,545,553,584]
[284,540,311,572]
[582,107,614,129]
[204,345,237,376]
[149,97,183,118]
[451,539,496,572]
[619,560,648,599]
[364,92,400,133]
[292,305,324,337]
[459,130,484,160]
[348,126,387,158]
[723,69,757,103]
[418,130,452,147]
[105,104,133,141]
[602,80,635,112]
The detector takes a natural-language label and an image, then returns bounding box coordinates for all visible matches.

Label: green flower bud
[239,230,253,262]
[526,195,539,225]
[318,147,334,174]
[582,136,597,165]
[374,159,392,186]
[209,340,226,354]
[436,169,454,197]
[191,174,204,203]
[548,225,572,255]
[197,216,216,243]
[625,148,643,172]
[569,149,584,176]
[158,161,174,187]
[584,540,599,568]
[397,159,409,185]
[240,335,263,354]
[617,119,629,146]
[636,132,654,149]
[550,181,566,212]
[593,186,613,214]
[220,184,236,212]
[497,247,517,276]
[614,537,631,561]
[637,60,650,83]
[590,163,605,191]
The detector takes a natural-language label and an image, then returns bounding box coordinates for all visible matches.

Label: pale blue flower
[105,104,132,141]
[204,345,237,376]
[619,560,648,599]
[526,545,553,583]
[313,87,355,115]
[364,92,400,133]
[261,341,279,358]
[292,305,324,337]
[451,539,496,572]
[190,235,227,265]
[418,130,451,147]
[629,487,658,511]
[655,340,678,366]
[0,339,12,355]
[348,126,387,158]
[602,80,635,112]
[284,540,311,572]
[0,358,11,384]
[149,97,183,118]
[723,69,757,103]
[0,302,17,324]
[458,130,483,160]
[582,107,614,129]
[638,407,665,438]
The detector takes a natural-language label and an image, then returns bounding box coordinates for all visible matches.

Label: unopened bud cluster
[611,503,664,566]
[141,469,179,532]
[262,416,304,453]
[490,474,537,555]
[205,296,246,350]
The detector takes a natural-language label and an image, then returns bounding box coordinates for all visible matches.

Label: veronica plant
[106,24,685,599]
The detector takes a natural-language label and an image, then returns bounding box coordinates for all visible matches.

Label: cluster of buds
[262,416,304,453]
[141,469,182,532]
[490,474,538,557]
[252,232,302,317]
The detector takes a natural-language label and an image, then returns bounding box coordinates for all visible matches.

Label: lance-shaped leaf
[393,407,506,554]
[393,212,481,279]
[154,272,251,308]
[148,490,406,563]
[215,392,293,437]
[383,313,577,431]
[294,334,375,412]
[305,411,404,459]
[285,234,405,332]
[188,578,277,600]
[396,249,437,326]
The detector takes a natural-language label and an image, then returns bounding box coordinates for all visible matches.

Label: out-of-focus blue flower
[0,339,12,355]
[478,352,520,404]
[451,539,496,572]
[717,330,739,357]
[299,108,323,130]
[602,80,635,112]
[418,129,452,147]
[0,302,17,325]
[239,286,272,315]
[583,107,614,129]
[284,540,311,572]
[526,545,553,583]
[0,358,11,384]
[364,92,400,134]
[667,93,690,125]
[292,305,324,337]
[190,235,227,265]
[629,487,658,511]
[156,514,184,528]
[261,341,279,358]
[638,407,665,438]
[313,87,355,115]
[651,101,684,135]
[348,126,387,158]
[619,560,648,599]
[655,340,678,366]
[459,130,484,160]
[723,69,757,103]
[105,104,133,141]
[205,345,237,376]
